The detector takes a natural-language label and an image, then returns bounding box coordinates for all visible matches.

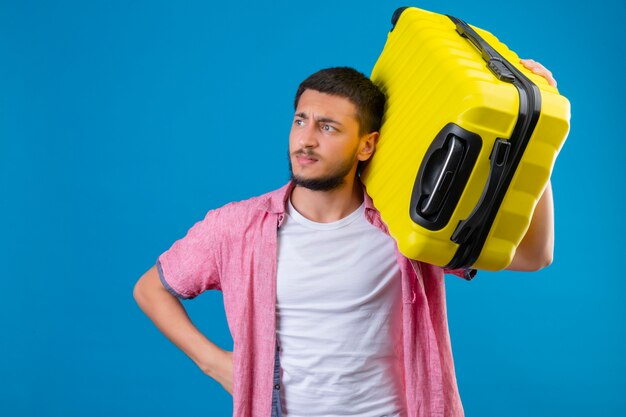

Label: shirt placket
[271,340,283,417]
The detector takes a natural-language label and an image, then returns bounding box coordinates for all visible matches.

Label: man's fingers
[520,58,557,88]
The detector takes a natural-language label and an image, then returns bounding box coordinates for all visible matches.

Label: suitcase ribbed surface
[361,7,570,270]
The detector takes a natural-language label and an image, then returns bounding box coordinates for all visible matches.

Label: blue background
[1,0,624,416]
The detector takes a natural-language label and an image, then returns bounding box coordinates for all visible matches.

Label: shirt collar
[260,180,378,216]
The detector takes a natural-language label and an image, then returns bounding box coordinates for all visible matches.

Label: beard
[288,148,357,191]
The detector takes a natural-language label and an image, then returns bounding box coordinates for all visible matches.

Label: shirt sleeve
[156,209,222,299]
[443,267,477,281]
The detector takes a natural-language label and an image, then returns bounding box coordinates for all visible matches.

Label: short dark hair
[294,67,386,136]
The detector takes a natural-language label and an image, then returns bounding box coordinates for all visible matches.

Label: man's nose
[299,124,319,148]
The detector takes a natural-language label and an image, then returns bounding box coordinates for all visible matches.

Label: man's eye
[322,124,335,132]
[294,119,304,126]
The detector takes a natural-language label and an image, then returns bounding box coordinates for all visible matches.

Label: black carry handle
[410,123,482,231]
[453,20,516,83]
[451,138,511,245]
[419,135,465,217]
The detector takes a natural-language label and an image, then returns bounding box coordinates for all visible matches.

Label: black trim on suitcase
[390,7,409,32]
[444,16,542,269]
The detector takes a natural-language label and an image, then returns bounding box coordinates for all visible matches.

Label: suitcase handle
[453,20,516,83]
[418,135,465,216]
[451,138,511,244]
[410,123,482,231]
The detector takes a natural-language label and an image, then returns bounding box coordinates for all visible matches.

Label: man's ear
[357,131,379,161]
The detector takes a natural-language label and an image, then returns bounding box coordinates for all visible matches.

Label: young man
[134,61,556,417]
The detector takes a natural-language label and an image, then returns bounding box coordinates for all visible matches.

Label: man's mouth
[294,151,319,165]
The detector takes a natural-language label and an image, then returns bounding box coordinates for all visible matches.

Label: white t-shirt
[276,199,407,417]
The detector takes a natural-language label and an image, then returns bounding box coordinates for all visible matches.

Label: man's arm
[133,265,233,393]
[506,59,559,272]
[506,181,554,271]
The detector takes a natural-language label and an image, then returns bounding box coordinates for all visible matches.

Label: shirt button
[274,384,280,390]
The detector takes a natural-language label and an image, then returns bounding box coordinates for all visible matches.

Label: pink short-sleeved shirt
[157,182,475,417]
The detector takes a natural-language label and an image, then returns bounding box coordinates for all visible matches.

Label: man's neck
[290,177,364,223]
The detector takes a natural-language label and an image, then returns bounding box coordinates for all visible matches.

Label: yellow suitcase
[361,6,570,271]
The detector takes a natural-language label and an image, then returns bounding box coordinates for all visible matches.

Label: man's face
[289,89,370,191]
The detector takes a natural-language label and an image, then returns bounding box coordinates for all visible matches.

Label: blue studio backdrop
[1,0,624,416]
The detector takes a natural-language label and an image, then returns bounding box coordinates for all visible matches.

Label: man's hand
[520,58,557,88]
[201,348,234,395]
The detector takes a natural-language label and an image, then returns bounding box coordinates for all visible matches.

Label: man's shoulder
[208,183,291,220]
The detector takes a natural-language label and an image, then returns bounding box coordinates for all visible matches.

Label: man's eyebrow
[316,117,343,126]
[294,112,344,126]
